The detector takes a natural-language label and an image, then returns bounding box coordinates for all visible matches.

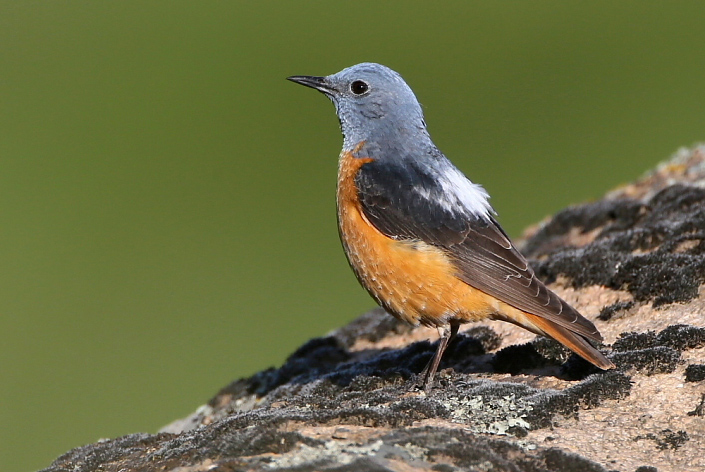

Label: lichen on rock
[42,146,705,472]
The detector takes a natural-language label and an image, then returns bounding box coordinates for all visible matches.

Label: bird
[287,63,614,391]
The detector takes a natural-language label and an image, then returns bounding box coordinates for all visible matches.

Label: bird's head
[288,63,429,150]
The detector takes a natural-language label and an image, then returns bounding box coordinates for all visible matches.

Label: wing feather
[355,157,602,342]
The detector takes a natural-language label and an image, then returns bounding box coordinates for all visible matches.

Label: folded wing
[355,156,602,342]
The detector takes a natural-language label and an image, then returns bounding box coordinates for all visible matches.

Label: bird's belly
[336,151,498,327]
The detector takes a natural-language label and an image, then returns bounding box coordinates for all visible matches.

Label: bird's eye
[350,80,369,95]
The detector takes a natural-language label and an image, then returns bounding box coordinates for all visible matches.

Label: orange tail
[521,312,615,370]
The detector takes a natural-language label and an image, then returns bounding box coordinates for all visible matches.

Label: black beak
[287,75,332,93]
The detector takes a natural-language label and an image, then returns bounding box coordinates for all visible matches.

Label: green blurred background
[1,2,703,470]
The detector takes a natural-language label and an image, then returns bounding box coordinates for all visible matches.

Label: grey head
[288,63,433,152]
[288,62,493,217]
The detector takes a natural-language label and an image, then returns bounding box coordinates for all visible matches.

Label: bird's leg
[419,322,459,392]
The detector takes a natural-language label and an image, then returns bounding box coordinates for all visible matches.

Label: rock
[42,146,705,472]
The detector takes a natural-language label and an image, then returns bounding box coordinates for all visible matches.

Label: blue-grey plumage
[288,63,614,390]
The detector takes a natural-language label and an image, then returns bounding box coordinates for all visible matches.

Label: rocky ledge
[44,147,705,472]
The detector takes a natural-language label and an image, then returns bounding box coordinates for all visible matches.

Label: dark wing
[355,157,602,341]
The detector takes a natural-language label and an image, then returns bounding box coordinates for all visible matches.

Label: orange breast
[336,146,501,327]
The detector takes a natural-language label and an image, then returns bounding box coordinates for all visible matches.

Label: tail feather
[524,312,614,370]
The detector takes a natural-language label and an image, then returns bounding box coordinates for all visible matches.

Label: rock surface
[43,147,705,472]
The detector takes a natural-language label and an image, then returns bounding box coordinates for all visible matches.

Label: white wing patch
[415,164,493,218]
[443,166,493,217]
